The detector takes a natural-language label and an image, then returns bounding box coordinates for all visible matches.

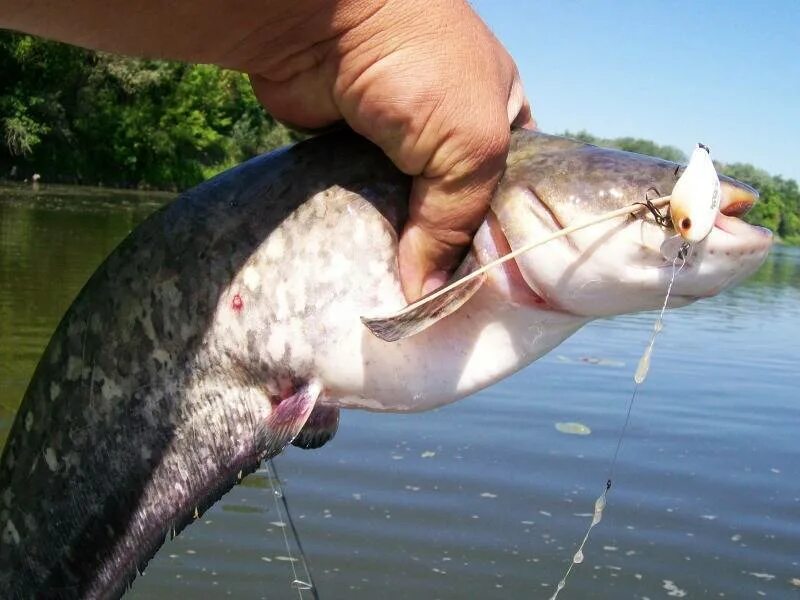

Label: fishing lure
[669,143,721,243]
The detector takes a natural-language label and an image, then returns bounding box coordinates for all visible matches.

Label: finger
[398,123,510,300]
[250,72,341,130]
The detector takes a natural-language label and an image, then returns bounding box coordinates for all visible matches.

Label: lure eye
[680,217,691,231]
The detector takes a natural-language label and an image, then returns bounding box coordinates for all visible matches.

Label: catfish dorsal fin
[361,253,486,342]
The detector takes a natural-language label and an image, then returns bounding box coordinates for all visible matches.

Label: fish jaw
[491,131,773,317]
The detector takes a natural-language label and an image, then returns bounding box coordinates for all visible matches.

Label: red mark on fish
[232,293,243,312]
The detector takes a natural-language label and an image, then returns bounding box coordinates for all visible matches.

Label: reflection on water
[1,185,798,598]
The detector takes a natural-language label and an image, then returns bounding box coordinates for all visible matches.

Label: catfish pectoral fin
[361,272,486,342]
[267,380,323,452]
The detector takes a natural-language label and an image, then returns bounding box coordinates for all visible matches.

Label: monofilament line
[549,251,687,600]
[266,458,320,600]
[374,196,673,321]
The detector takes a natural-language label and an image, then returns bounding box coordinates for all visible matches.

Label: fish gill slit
[528,185,579,252]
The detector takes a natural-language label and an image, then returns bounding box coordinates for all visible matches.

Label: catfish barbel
[0,130,772,598]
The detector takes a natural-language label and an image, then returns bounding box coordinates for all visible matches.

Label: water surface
[1,184,798,598]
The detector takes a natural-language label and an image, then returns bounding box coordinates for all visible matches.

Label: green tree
[0,32,296,189]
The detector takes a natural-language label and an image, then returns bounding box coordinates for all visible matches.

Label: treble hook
[634,187,671,228]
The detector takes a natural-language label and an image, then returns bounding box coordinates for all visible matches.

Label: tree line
[1,32,798,243]
[0,31,297,190]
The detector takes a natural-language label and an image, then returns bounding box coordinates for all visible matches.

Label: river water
[1,184,798,598]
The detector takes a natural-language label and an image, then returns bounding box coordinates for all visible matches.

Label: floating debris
[480,492,498,499]
[554,422,592,436]
[662,579,688,597]
[275,556,299,562]
[420,451,436,458]
[555,355,625,368]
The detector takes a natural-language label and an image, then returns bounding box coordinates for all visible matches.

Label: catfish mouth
[486,179,772,311]
[693,181,773,249]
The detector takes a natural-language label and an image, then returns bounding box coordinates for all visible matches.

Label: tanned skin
[1,0,534,299]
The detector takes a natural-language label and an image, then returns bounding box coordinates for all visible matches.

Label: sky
[472,1,800,182]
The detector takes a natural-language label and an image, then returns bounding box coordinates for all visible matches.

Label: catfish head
[358,131,771,410]
[485,131,773,317]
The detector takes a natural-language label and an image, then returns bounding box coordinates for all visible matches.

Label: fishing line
[266,458,320,600]
[549,247,689,600]
[549,143,719,598]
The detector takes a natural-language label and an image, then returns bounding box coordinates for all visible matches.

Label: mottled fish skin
[0,132,410,599]
[0,129,770,599]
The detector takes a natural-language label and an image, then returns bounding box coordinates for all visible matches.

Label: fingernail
[421,270,449,296]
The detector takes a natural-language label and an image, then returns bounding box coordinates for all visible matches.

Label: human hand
[250,0,534,300]
[0,0,532,302]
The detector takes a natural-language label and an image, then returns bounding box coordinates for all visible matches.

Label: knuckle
[460,122,510,172]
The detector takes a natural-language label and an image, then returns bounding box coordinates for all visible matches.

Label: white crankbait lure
[669,143,721,243]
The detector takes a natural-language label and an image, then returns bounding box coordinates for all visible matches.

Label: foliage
[718,163,800,242]
[564,130,800,243]
[0,32,297,190]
